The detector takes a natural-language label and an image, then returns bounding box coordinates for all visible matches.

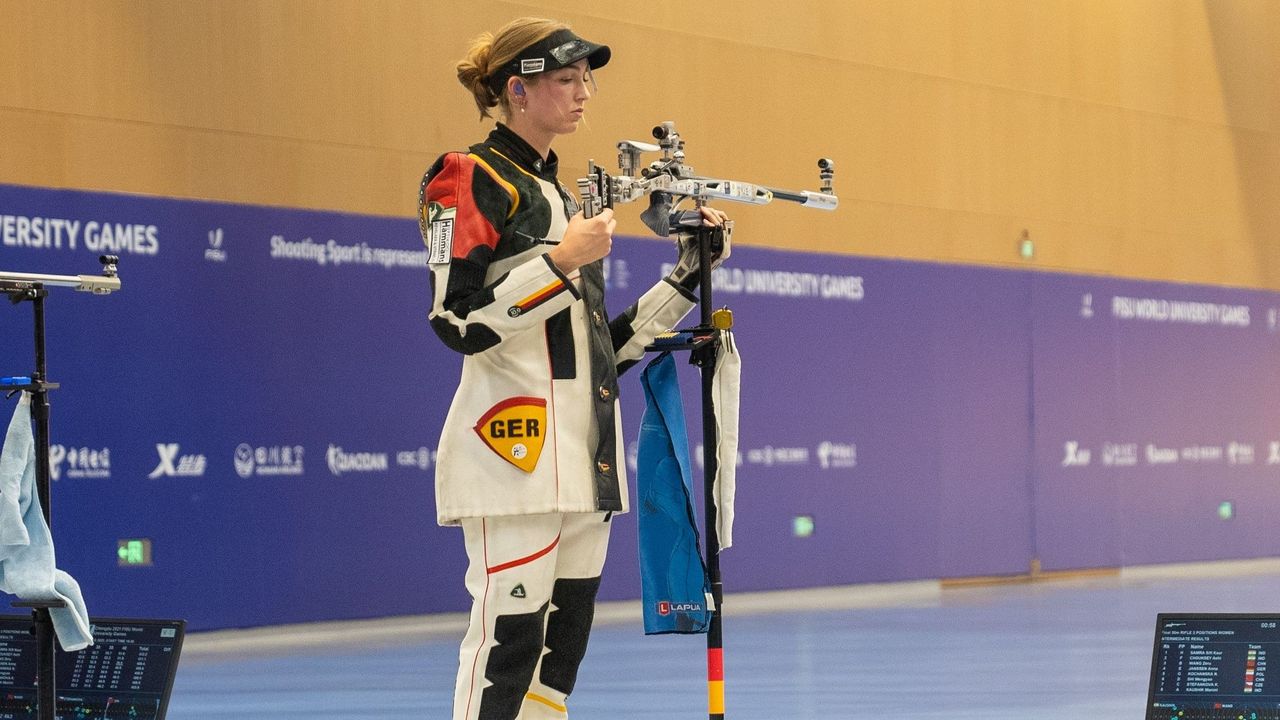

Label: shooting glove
[666,211,732,295]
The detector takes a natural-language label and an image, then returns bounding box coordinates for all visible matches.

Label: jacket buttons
[592,310,603,326]
[597,461,611,473]
[598,386,612,400]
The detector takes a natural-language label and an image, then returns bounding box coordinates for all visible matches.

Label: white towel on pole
[0,392,94,651]
[713,331,740,551]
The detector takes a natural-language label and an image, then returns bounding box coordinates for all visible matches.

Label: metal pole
[701,356,725,720]
[693,225,726,720]
[29,286,57,720]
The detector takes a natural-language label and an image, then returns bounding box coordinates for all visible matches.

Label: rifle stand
[1,258,120,720]
[645,223,731,719]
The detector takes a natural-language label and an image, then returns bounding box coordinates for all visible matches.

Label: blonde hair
[456,17,570,120]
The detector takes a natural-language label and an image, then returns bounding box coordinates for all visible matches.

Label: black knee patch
[539,576,602,695]
[478,602,550,720]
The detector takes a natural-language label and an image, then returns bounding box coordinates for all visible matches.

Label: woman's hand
[699,207,732,268]
[666,206,733,293]
[698,206,729,229]
[549,208,615,274]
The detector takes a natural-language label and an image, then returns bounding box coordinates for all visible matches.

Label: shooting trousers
[636,353,711,635]
[453,512,610,720]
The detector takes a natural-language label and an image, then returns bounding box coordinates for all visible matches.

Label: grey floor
[167,561,1280,718]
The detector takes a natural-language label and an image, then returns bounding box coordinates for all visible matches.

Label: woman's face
[519,60,594,136]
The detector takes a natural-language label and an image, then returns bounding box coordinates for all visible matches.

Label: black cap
[489,28,611,93]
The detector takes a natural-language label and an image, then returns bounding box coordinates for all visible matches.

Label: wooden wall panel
[0,0,1276,288]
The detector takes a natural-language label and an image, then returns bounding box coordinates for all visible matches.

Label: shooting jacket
[420,124,695,525]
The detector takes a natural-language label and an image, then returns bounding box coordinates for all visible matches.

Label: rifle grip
[576,178,596,219]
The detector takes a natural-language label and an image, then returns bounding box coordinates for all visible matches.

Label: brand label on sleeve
[424,201,455,264]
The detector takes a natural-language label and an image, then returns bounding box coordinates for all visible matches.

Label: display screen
[0,616,184,720]
[1148,614,1280,720]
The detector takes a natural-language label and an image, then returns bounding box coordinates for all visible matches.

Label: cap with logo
[488,28,611,94]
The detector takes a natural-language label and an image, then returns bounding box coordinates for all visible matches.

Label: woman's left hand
[672,207,732,272]
[700,207,732,269]
[698,206,730,228]
[665,206,733,291]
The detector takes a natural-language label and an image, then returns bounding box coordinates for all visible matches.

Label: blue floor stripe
[167,566,1280,719]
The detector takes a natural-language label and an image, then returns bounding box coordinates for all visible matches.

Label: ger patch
[424,201,455,264]
[474,397,547,473]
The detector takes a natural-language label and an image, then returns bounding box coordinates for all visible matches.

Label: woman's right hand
[549,209,615,274]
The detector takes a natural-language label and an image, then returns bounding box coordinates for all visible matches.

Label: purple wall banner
[1031,275,1280,571]
[2,182,1278,630]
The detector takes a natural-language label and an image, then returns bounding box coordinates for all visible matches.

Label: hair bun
[454,18,570,121]
[456,31,500,118]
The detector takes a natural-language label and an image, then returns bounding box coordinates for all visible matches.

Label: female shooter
[418,16,729,720]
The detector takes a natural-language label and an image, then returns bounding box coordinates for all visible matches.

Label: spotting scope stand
[1,255,121,720]
[578,122,837,719]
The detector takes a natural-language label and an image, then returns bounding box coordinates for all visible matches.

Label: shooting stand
[644,220,731,720]
[1,258,120,720]
[583,119,835,719]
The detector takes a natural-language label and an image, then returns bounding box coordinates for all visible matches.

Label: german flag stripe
[514,280,568,313]
[707,648,724,680]
[708,648,725,714]
[708,680,725,715]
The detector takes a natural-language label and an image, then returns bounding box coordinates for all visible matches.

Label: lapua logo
[656,601,702,616]
[474,397,547,473]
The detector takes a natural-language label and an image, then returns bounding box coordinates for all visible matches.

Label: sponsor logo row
[741,442,859,469]
[61,438,858,481]
[1060,441,1280,468]
[625,441,859,473]
[67,437,1280,478]
[48,442,436,481]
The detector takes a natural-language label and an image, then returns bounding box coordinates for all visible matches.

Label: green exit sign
[793,515,815,538]
[117,539,153,567]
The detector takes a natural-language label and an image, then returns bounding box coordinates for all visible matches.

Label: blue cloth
[0,392,93,651]
[636,353,711,635]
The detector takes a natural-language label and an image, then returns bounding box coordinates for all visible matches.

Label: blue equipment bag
[636,353,712,635]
